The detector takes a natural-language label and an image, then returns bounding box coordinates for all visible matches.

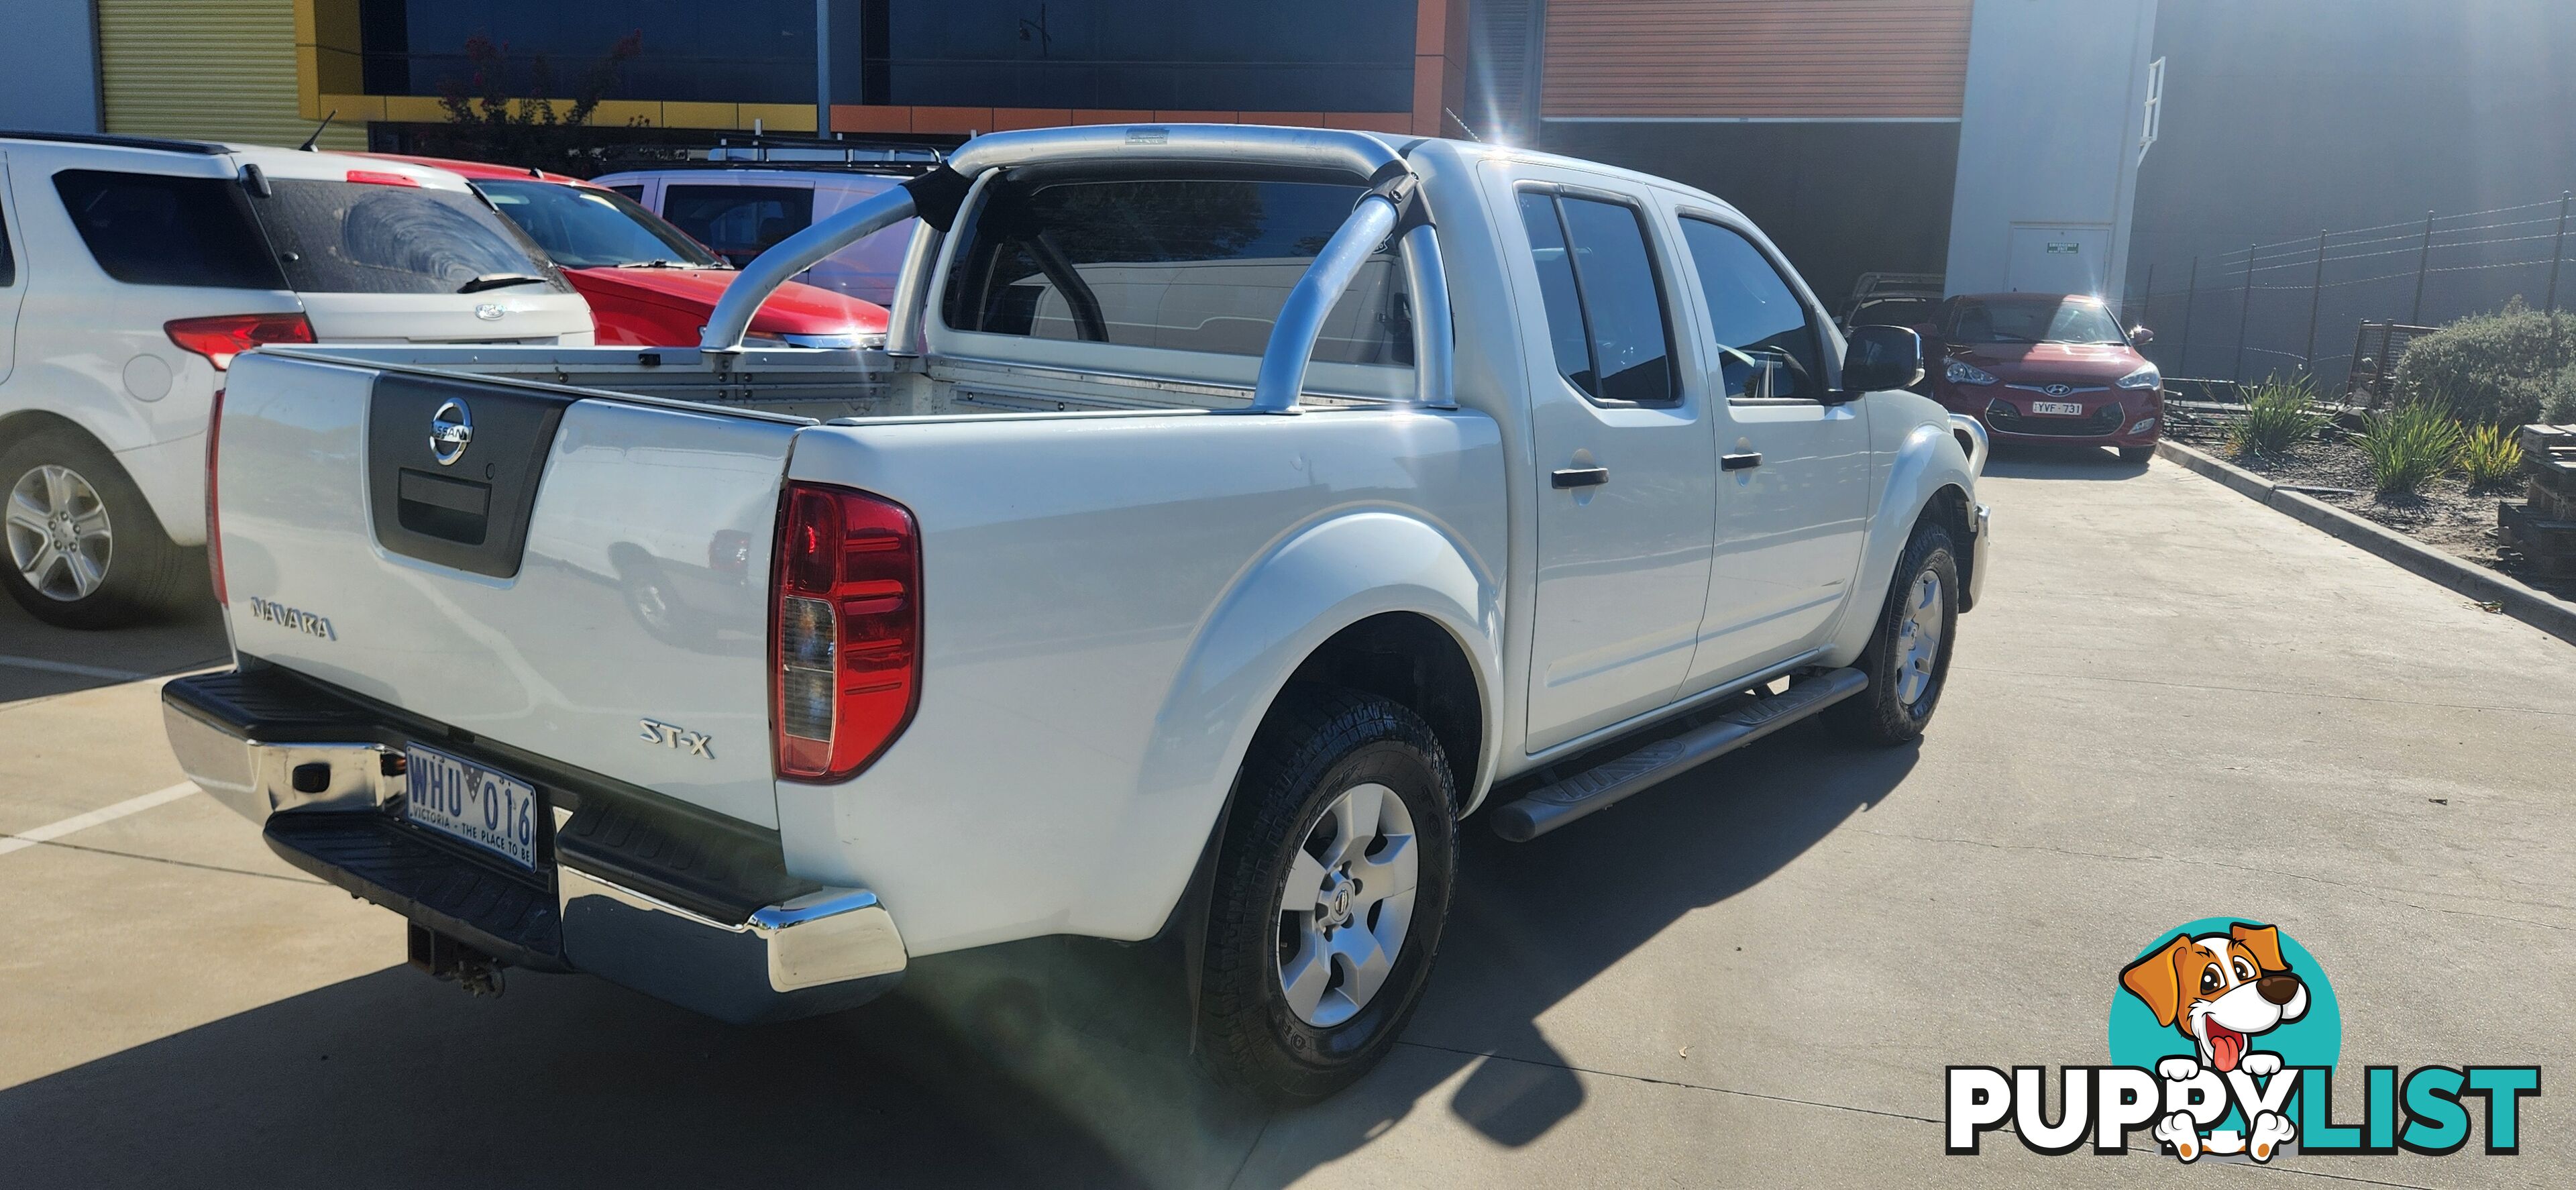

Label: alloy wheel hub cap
[1276,781,1421,1028]
[6,464,113,602]
[1896,568,1943,706]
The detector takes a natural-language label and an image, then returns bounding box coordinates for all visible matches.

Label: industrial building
[5,0,2163,309]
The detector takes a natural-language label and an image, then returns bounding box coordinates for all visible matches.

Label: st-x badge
[429,398,474,466]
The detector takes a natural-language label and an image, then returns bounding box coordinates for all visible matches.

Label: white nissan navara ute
[0,131,592,627]
[163,125,1989,1101]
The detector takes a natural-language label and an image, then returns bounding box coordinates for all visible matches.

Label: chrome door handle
[1551,467,1610,489]
[1721,452,1763,472]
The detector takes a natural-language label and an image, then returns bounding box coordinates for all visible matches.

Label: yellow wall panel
[101,0,365,150]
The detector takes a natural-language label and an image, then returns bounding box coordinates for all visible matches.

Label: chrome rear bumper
[555,859,906,1022]
[1967,502,1993,611]
[162,673,906,1024]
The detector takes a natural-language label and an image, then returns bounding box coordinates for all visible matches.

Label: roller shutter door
[1544,0,1973,120]
[98,0,360,149]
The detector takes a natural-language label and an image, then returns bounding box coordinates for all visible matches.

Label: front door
[1671,213,1872,684]
[1509,171,1719,753]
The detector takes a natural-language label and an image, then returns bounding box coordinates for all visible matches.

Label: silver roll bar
[700,186,918,352]
[1251,195,1398,414]
[1399,222,1456,410]
[881,219,946,358]
[943,123,1405,183]
[701,123,1456,413]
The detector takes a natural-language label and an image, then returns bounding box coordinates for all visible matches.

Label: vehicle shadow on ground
[0,576,228,702]
[1982,441,2150,480]
[0,725,1915,1189]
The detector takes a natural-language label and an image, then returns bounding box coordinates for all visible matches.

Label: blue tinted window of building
[392,1,818,105]
[370,1,1415,113]
[875,1,1415,112]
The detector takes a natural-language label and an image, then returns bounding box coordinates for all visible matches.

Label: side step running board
[1490,667,1868,842]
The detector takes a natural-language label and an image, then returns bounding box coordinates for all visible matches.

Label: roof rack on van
[592,133,948,176]
[0,129,227,156]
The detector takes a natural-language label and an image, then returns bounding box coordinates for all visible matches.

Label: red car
[373,155,888,347]
[1921,293,2162,462]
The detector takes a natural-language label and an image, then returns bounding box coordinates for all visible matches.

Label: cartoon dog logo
[2119,922,2311,1160]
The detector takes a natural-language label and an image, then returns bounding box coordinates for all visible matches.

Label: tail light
[165,313,315,371]
[205,387,226,606]
[772,482,920,782]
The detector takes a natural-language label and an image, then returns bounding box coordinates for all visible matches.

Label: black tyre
[0,427,194,629]
[1823,519,1960,746]
[2118,445,2155,464]
[1198,688,1458,1102]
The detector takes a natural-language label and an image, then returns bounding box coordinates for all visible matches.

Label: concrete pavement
[3,447,2572,1187]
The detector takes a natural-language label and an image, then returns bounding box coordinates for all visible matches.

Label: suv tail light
[772,482,920,782]
[206,387,226,606]
[165,313,315,370]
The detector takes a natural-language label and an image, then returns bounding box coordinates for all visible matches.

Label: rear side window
[663,184,813,265]
[1678,219,1823,400]
[940,177,1411,365]
[250,178,566,295]
[52,170,284,289]
[1517,191,1676,404]
[608,184,645,203]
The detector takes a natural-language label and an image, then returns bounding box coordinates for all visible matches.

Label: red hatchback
[1923,293,2162,461]
[373,155,888,348]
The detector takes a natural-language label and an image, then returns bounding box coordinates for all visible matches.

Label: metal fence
[2123,192,2576,398]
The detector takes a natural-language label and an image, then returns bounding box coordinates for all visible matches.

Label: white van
[591,166,916,305]
[0,131,593,627]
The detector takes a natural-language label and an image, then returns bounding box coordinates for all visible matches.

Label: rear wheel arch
[0,409,109,456]
[1275,611,1486,806]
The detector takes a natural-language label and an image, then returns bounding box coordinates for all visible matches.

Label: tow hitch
[408,922,506,997]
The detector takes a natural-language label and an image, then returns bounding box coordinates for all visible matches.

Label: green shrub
[2359,402,2465,496]
[2391,298,2576,425]
[2228,376,2328,459]
[2534,363,2576,423]
[2459,423,2526,488]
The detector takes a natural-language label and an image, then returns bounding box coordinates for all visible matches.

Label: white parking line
[0,783,200,858]
[0,654,150,682]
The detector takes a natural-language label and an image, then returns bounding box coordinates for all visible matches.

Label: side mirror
[2129,325,2155,345]
[1840,325,1923,396]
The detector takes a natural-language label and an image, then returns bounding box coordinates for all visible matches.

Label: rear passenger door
[1508,170,1720,754]
[1670,209,1872,682]
[0,152,20,383]
[660,182,816,269]
[807,179,912,305]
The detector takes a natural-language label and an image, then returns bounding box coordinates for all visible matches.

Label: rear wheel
[1824,519,1960,746]
[0,428,193,629]
[1198,688,1457,1103]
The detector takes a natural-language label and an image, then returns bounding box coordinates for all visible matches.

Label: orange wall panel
[1544,0,1972,120]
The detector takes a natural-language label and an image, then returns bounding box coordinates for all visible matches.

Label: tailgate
[213,351,796,828]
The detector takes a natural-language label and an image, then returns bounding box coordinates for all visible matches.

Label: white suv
[0,131,594,628]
